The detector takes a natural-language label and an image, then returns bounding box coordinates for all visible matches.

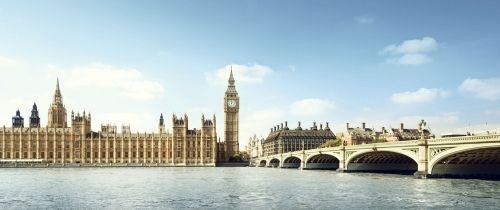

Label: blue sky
[1,1,500,147]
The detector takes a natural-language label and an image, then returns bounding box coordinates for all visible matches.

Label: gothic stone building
[263,121,335,156]
[343,122,435,145]
[0,79,219,166]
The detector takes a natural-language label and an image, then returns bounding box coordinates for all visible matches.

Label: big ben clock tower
[224,68,239,161]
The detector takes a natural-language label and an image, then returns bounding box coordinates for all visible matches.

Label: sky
[1,1,500,149]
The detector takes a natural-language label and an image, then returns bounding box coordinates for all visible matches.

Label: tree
[229,152,250,162]
[372,138,388,143]
[320,139,341,148]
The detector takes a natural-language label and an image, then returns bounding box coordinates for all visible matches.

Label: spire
[159,113,164,126]
[226,65,237,94]
[229,66,235,84]
[53,78,63,104]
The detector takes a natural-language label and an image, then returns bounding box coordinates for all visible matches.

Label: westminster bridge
[254,134,500,178]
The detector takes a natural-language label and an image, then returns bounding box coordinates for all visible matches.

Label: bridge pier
[337,145,346,172]
[414,138,429,179]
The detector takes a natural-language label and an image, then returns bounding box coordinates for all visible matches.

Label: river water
[0,167,499,209]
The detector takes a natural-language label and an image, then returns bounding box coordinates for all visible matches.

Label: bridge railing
[428,134,500,144]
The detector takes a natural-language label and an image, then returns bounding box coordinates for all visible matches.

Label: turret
[12,109,24,128]
[159,113,165,133]
[29,103,40,128]
[71,109,91,134]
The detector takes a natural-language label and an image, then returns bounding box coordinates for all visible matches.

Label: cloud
[240,108,286,143]
[459,77,500,100]
[289,98,335,117]
[389,53,432,65]
[8,98,28,106]
[205,63,272,85]
[390,88,449,104]
[0,55,23,71]
[381,37,437,54]
[356,16,375,24]
[65,63,164,100]
[380,37,438,65]
[485,108,500,116]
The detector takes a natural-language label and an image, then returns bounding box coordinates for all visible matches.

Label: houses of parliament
[0,71,240,166]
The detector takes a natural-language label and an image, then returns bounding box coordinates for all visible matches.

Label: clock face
[228,100,236,108]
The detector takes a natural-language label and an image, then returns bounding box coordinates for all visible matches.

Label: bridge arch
[429,144,500,179]
[258,159,267,167]
[346,149,418,174]
[282,156,302,168]
[304,153,339,170]
[269,158,280,168]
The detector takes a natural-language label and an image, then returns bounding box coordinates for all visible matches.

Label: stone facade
[0,79,218,166]
[263,121,335,156]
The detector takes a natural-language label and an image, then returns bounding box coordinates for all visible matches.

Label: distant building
[385,123,434,141]
[343,122,378,145]
[263,121,335,156]
[343,121,435,145]
[246,134,263,160]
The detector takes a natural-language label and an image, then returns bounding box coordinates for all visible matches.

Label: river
[0,167,499,209]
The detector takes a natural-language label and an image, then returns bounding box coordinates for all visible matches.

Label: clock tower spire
[223,66,239,161]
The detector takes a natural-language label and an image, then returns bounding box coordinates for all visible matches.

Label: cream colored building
[0,79,218,166]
